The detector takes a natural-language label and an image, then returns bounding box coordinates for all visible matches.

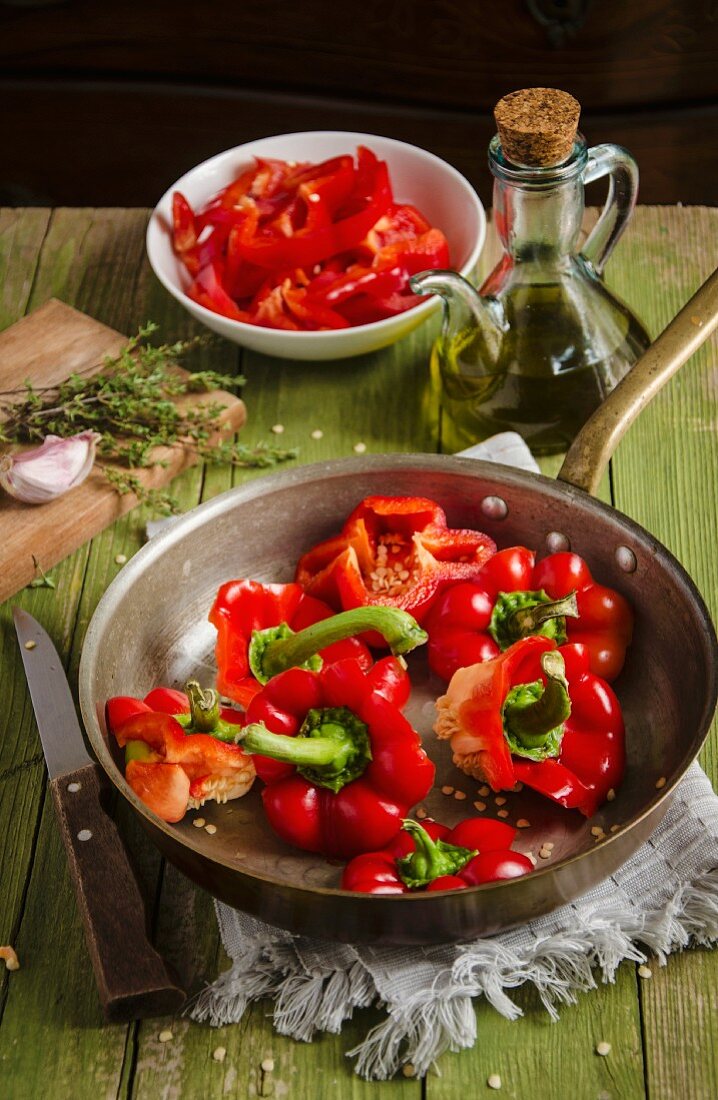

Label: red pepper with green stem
[107,681,254,823]
[295,495,496,630]
[238,658,435,858]
[424,546,634,683]
[209,579,424,708]
[341,817,533,893]
[434,634,624,816]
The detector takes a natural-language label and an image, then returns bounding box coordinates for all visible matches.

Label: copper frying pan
[79,269,718,945]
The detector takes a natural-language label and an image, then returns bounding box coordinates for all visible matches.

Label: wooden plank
[0,208,168,1093]
[603,205,718,1100]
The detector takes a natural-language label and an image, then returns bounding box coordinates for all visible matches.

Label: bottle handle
[580,144,639,277]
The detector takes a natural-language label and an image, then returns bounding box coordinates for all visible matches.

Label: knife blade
[14,608,186,1022]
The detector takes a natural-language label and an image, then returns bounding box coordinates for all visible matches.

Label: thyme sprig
[0,324,297,514]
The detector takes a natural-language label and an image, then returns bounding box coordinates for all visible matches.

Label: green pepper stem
[241,722,347,767]
[503,651,571,749]
[184,679,221,732]
[250,605,427,684]
[396,820,477,889]
[509,591,578,639]
[240,706,372,793]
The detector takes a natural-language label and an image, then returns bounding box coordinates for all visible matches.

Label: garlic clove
[0,430,102,504]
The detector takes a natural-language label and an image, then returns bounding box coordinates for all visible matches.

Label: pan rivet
[77,829,92,842]
[546,531,570,552]
[481,495,508,519]
[616,546,637,573]
[67,782,81,793]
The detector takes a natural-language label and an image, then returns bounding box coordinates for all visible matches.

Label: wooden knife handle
[50,762,186,1022]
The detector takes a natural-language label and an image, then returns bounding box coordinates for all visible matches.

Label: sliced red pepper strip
[239,659,435,858]
[434,636,625,816]
[425,546,634,682]
[295,495,496,627]
[172,192,197,254]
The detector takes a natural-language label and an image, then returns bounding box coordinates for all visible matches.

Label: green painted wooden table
[1,206,716,1099]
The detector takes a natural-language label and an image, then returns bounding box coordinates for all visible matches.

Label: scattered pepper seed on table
[487,1073,502,1089]
[24,640,36,650]
[596,1041,612,1056]
[474,801,486,812]
[656,776,667,789]
[193,817,206,828]
[205,823,217,835]
[516,818,530,828]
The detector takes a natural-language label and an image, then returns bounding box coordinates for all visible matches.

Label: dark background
[2,0,718,207]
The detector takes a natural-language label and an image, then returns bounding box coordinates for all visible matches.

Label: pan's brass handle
[558,266,718,496]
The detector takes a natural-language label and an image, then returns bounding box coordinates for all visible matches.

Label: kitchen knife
[13,608,186,1022]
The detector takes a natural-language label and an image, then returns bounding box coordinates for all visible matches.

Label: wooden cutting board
[0,299,246,603]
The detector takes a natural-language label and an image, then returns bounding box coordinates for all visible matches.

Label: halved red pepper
[434,635,624,816]
[238,658,435,858]
[295,496,496,627]
[208,579,425,707]
[341,817,533,893]
[108,684,254,823]
[425,547,634,683]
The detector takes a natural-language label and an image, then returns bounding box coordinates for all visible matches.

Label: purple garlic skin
[0,431,101,504]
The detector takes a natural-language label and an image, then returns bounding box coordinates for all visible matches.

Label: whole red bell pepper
[209,579,426,707]
[341,817,533,893]
[425,546,634,682]
[107,682,254,822]
[434,635,624,816]
[294,495,496,628]
[238,658,435,858]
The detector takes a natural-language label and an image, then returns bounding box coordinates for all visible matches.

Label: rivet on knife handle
[50,761,186,1022]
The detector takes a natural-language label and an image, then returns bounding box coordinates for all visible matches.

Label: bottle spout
[409,269,504,341]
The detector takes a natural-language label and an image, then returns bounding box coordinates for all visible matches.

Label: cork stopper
[494,88,581,167]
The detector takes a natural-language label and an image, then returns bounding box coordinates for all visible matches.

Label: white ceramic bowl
[146,131,486,360]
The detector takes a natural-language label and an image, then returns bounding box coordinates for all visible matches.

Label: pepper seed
[416,807,427,819]
[655,776,667,789]
[610,824,620,833]
[310,429,324,439]
[516,818,531,828]
[538,848,551,859]
[591,826,604,837]
[441,785,455,796]
[497,809,509,819]
[474,801,486,812]
[454,790,467,801]
[271,424,285,434]
[402,1063,416,1078]
[595,1041,611,1057]
[213,1046,227,1062]
[478,785,490,797]
[193,817,206,828]
[606,788,616,801]
[487,1074,502,1089]
[114,553,127,565]
[204,823,217,835]
[261,1058,275,1072]
[158,1029,173,1043]
[543,841,554,851]
[494,796,507,806]
[24,640,37,650]
[353,442,367,454]
[638,965,653,979]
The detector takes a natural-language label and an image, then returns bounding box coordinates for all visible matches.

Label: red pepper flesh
[295,495,496,627]
[434,636,625,816]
